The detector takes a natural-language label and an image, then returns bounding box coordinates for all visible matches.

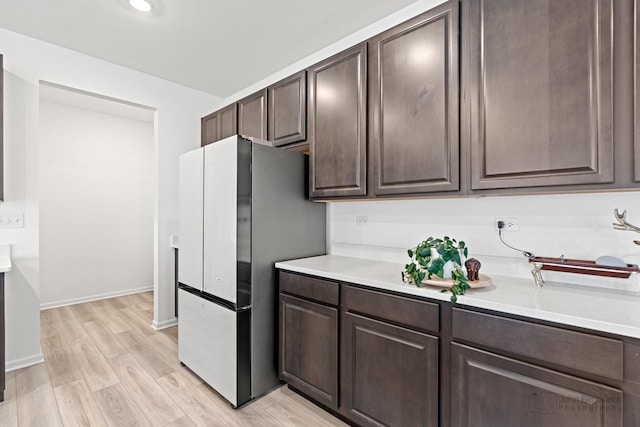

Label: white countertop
[276,255,640,340]
[0,245,11,273]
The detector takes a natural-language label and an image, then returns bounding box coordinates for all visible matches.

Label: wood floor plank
[147,329,180,364]
[68,337,119,392]
[54,306,79,323]
[83,320,129,360]
[53,379,108,427]
[108,297,128,310]
[265,387,348,427]
[68,303,98,323]
[41,318,62,339]
[93,384,152,427]
[40,309,60,339]
[122,293,150,308]
[195,383,283,427]
[117,306,154,336]
[156,372,238,427]
[162,326,178,342]
[26,292,345,427]
[0,371,18,425]
[15,363,63,427]
[115,328,149,350]
[116,328,177,380]
[163,415,197,427]
[108,353,185,425]
[89,305,131,335]
[41,336,83,388]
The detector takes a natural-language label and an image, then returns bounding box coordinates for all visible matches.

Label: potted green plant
[403,236,470,303]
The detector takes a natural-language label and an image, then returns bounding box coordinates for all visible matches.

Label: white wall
[39,99,154,308]
[329,192,640,291]
[0,28,219,368]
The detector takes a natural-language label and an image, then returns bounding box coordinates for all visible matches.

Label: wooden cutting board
[422,274,491,289]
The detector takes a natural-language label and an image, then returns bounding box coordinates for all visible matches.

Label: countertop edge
[276,255,640,340]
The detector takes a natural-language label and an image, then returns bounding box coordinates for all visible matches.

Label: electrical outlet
[0,214,24,229]
[496,218,519,231]
[356,216,369,226]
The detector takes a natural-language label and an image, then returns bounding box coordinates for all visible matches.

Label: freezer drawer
[178,288,249,407]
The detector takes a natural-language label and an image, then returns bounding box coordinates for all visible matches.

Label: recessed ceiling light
[129,0,152,12]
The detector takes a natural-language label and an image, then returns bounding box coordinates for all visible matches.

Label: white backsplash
[328,191,640,292]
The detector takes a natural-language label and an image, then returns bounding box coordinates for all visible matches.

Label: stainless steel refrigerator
[177,135,326,407]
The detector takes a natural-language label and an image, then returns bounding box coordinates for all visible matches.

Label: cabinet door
[463,0,613,190]
[268,71,307,147]
[201,111,219,147]
[309,43,367,198]
[280,294,339,409]
[451,343,623,427]
[369,1,459,195]
[0,273,4,401]
[344,312,439,427]
[238,89,267,140]
[219,104,238,140]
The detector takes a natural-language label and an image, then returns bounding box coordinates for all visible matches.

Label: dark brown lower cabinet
[451,343,623,427]
[279,270,640,426]
[279,294,339,409]
[344,312,439,427]
[0,273,4,402]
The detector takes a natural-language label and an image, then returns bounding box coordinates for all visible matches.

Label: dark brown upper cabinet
[308,43,368,199]
[218,103,237,141]
[463,0,614,191]
[369,1,459,196]
[201,110,219,147]
[201,104,238,147]
[268,71,307,147]
[238,89,267,140]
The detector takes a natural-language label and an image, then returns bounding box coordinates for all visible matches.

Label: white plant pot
[443,260,456,279]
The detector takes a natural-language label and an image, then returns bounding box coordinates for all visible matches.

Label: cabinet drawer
[279,271,339,306]
[452,308,623,381]
[345,285,439,334]
[451,343,623,427]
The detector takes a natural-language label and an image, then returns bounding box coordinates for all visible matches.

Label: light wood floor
[0,291,347,426]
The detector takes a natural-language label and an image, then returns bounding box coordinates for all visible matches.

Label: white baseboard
[40,286,154,310]
[152,317,178,330]
[6,350,44,372]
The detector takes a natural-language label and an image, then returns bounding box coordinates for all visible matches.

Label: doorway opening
[38,82,155,314]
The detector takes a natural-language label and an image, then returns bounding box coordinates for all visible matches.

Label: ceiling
[0,0,419,98]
